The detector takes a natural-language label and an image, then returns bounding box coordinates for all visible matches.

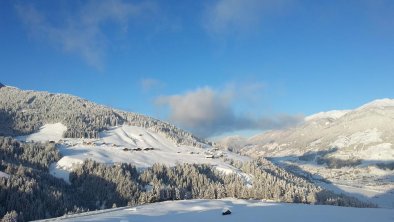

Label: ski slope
[18,123,251,184]
[40,198,394,222]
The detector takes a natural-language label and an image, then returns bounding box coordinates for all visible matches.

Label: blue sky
[1,0,394,137]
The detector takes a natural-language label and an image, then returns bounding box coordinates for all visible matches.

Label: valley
[0,85,392,221]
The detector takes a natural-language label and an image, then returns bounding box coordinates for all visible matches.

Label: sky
[1,0,394,138]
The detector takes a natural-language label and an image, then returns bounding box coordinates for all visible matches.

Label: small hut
[222,209,231,215]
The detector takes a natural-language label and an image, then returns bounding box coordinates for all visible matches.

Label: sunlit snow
[46,198,394,222]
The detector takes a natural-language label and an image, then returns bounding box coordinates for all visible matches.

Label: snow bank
[46,198,394,222]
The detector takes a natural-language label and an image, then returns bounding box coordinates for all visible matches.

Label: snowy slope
[18,124,251,184]
[40,198,394,222]
[16,123,67,142]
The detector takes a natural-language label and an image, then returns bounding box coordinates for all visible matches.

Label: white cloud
[15,1,157,70]
[140,78,165,92]
[203,0,292,36]
[156,86,303,138]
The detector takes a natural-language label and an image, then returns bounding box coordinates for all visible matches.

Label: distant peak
[305,110,350,121]
[305,98,394,121]
[357,98,394,110]
[0,82,4,88]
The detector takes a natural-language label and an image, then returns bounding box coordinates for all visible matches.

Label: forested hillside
[0,86,205,147]
[0,137,374,221]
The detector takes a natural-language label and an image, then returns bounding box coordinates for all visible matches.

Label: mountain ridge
[0,85,206,147]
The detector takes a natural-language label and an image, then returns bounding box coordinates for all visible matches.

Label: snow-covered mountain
[304,110,350,122]
[0,85,206,147]
[217,99,394,207]
[1,86,388,221]
[0,85,251,184]
[244,99,394,159]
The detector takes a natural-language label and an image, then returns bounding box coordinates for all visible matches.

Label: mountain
[0,82,4,88]
[0,85,377,221]
[0,85,206,147]
[217,99,394,207]
[244,98,394,158]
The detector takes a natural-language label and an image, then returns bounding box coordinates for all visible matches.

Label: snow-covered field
[16,123,67,142]
[39,198,394,222]
[18,123,251,184]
